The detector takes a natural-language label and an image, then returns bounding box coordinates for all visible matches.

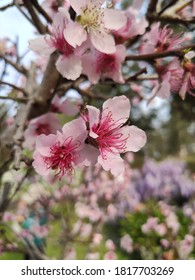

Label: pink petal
[98,153,125,176]
[157,73,171,99]
[115,45,126,62]
[32,151,50,176]
[86,105,100,138]
[179,72,190,100]
[122,125,147,152]
[77,144,99,166]
[102,95,130,125]
[62,117,87,144]
[69,0,86,13]
[90,31,116,54]
[104,9,127,31]
[58,7,71,20]
[56,55,82,80]
[29,36,55,55]
[64,22,87,48]
[36,134,57,156]
[61,98,80,116]
[82,53,100,84]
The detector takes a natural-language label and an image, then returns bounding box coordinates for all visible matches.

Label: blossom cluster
[32,95,146,178]
[28,1,195,100]
[29,0,128,81]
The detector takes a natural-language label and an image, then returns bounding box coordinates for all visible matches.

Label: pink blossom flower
[120,234,133,253]
[29,8,86,80]
[30,224,48,239]
[68,0,126,54]
[154,56,195,100]
[178,235,194,259]
[51,95,82,116]
[142,217,159,234]
[103,251,117,260]
[82,44,126,83]
[42,0,70,18]
[83,95,147,176]
[64,247,77,259]
[105,239,116,251]
[32,118,92,179]
[113,7,148,43]
[92,233,103,246]
[85,252,100,260]
[140,23,184,54]
[23,113,60,150]
[170,56,195,100]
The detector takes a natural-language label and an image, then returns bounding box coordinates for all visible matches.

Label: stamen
[44,138,81,178]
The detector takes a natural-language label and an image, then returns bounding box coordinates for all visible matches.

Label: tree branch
[22,0,47,34]
[0,55,27,75]
[0,81,28,97]
[126,44,195,61]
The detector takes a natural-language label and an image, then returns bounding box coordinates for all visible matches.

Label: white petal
[90,31,116,54]
[28,36,55,55]
[77,144,99,166]
[124,125,147,152]
[82,53,99,84]
[98,153,125,176]
[86,105,100,136]
[64,22,87,48]
[69,0,86,13]
[36,134,57,156]
[58,7,71,20]
[56,55,82,80]
[32,151,50,176]
[102,95,130,125]
[62,117,87,144]
[104,9,127,30]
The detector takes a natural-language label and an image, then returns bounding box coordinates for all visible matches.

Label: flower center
[77,4,103,31]
[44,137,80,177]
[47,24,74,57]
[96,53,116,74]
[35,124,50,135]
[90,111,128,159]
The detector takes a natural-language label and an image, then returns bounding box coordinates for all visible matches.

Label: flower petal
[64,22,87,48]
[69,0,86,13]
[90,31,116,54]
[98,153,125,176]
[82,53,99,84]
[86,105,100,138]
[32,151,50,176]
[56,55,82,80]
[104,9,127,30]
[122,125,147,152]
[102,95,130,125]
[36,134,57,156]
[62,117,87,144]
[29,36,55,55]
[77,144,99,166]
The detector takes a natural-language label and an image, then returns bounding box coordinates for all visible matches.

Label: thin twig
[0,95,27,103]
[0,81,28,96]
[147,13,195,26]
[125,68,147,82]
[0,1,14,11]
[31,0,52,23]
[0,55,27,75]
[23,0,47,34]
[126,44,195,61]
[175,0,193,14]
